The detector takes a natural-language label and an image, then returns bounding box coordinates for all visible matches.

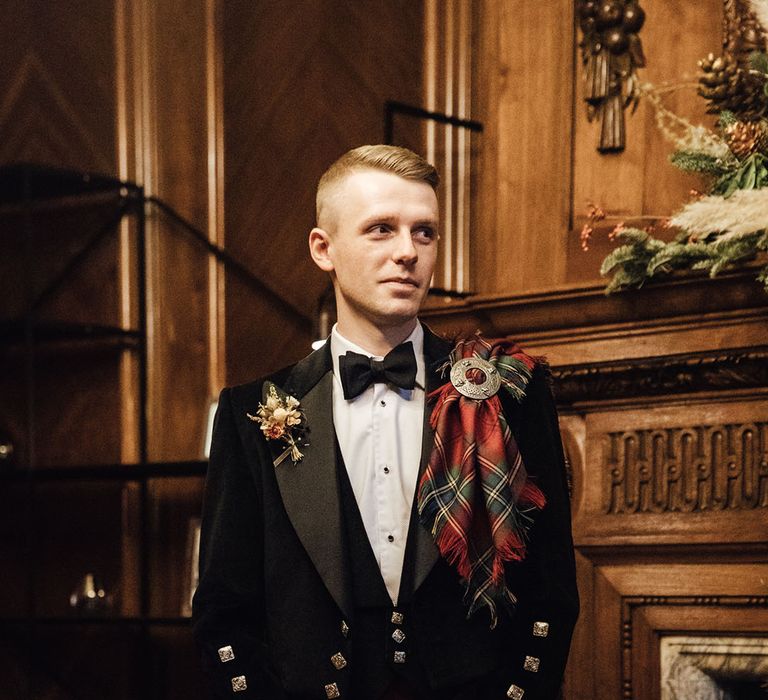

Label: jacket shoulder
[224,363,296,408]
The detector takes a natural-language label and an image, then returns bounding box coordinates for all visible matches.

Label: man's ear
[309,227,334,272]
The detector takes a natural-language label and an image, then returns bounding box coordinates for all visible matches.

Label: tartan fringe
[418,334,548,627]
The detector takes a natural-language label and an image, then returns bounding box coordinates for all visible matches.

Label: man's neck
[335,317,419,357]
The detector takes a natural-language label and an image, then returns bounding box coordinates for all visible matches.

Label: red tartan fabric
[417,336,546,627]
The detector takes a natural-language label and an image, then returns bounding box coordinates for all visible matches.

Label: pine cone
[698,53,768,120]
[698,53,739,104]
[724,119,768,158]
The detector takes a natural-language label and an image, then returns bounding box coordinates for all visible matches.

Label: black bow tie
[338,341,418,400]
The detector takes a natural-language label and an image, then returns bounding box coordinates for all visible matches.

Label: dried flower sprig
[248,384,306,464]
[580,200,668,251]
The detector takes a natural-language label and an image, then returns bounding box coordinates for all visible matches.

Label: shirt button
[380,400,387,406]
[383,466,390,474]
[387,535,394,543]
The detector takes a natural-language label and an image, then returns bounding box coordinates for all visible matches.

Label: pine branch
[669,150,730,175]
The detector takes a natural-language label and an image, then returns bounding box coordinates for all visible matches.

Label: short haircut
[316,144,439,227]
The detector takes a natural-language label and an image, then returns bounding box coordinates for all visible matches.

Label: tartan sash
[417,335,546,627]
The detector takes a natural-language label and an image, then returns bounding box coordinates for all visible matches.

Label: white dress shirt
[330,323,426,605]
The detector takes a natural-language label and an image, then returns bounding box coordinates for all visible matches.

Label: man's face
[311,169,439,337]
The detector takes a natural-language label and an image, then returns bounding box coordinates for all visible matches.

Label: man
[193,145,579,700]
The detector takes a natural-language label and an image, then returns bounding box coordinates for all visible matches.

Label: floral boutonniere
[247,383,307,465]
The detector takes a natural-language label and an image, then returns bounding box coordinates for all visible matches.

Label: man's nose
[392,229,418,264]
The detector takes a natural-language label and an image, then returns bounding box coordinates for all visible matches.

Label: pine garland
[599,55,768,294]
[601,227,768,293]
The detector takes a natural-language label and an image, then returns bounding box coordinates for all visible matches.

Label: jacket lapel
[408,327,453,594]
[270,343,353,620]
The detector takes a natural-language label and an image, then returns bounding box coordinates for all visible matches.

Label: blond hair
[316,145,439,226]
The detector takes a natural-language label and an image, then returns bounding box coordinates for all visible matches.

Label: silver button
[325,682,341,698]
[523,656,540,673]
[231,676,247,692]
[341,620,349,638]
[392,629,405,644]
[218,645,235,662]
[394,651,406,664]
[532,621,549,637]
[506,684,524,699]
[391,611,404,625]
[331,652,347,670]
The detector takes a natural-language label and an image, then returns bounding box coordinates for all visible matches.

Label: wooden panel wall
[569,0,725,284]
[472,0,575,295]
[221,0,425,386]
[117,0,220,462]
[470,0,727,294]
[0,1,123,467]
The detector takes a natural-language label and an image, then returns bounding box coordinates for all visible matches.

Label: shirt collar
[330,321,426,391]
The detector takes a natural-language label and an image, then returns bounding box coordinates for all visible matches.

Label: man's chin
[375,304,423,329]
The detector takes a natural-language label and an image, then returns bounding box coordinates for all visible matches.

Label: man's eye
[369,224,390,235]
[413,228,436,241]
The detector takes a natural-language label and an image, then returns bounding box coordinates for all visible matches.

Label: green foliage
[646,240,712,276]
[600,228,663,293]
[717,110,738,128]
[599,94,768,294]
[749,51,768,75]
[712,153,768,197]
[669,150,731,176]
[601,228,768,294]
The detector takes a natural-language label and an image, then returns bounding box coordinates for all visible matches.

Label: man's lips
[382,277,419,287]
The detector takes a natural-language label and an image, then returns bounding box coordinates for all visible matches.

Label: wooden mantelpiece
[422,271,768,700]
[421,270,768,362]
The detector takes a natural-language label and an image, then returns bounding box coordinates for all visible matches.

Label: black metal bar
[21,160,35,700]
[0,460,208,482]
[384,100,484,139]
[427,287,475,299]
[136,190,148,466]
[28,198,133,313]
[146,196,313,331]
[0,320,142,346]
[133,188,151,696]
[0,616,192,626]
[384,102,395,144]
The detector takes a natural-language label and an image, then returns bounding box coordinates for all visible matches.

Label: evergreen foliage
[712,152,768,196]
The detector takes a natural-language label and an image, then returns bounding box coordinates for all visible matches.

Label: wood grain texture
[472,0,574,294]
[569,0,725,284]
[222,0,425,384]
[0,0,117,173]
[0,2,124,467]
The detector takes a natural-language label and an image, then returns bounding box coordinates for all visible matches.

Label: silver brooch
[450,357,501,399]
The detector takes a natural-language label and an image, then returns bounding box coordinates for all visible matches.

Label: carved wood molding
[552,346,768,404]
[422,270,768,342]
[605,420,768,514]
[620,595,768,699]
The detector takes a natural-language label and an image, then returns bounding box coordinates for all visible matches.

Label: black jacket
[192,328,579,699]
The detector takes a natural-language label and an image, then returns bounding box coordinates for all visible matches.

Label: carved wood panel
[572,397,768,548]
[567,562,768,700]
[606,421,768,514]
